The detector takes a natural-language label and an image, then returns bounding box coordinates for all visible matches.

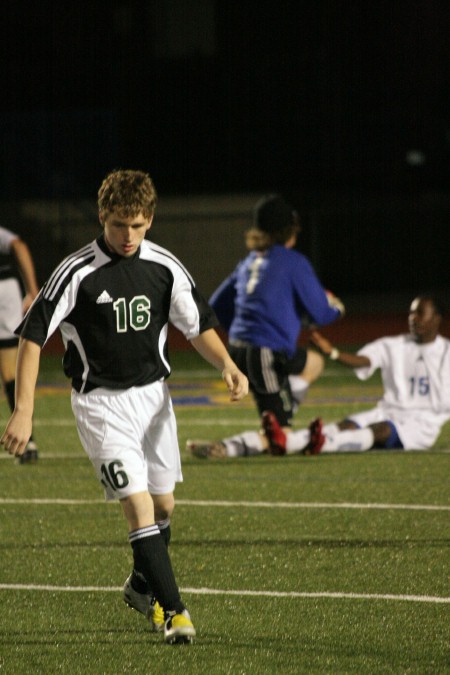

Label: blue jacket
[210,245,340,358]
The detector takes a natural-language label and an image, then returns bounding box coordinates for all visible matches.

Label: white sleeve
[354,338,386,381]
[169,268,202,339]
[0,226,18,254]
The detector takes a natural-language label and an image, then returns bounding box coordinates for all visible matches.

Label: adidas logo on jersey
[96,290,113,304]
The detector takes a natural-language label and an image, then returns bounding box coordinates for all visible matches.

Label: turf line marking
[178,499,450,512]
[0,497,448,511]
[1,449,449,460]
[184,588,450,604]
[0,418,263,426]
[0,583,447,604]
[2,418,258,427]
[0,416,380,426]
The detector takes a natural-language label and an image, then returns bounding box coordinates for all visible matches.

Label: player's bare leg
[187,430,269,458]
[289,350,325,408]
[0,346,17,383]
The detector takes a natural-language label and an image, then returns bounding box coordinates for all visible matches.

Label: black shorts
[228,342,306,427]
[286,347,308,375]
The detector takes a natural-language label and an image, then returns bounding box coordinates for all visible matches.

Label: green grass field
[1,351,449,674]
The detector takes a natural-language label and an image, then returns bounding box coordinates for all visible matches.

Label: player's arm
[0,338,41,456]
[310,330,371,368]
[10,237,40,312]
[209,272,237,331]
[292,254,344,327]
[190,328,249,401]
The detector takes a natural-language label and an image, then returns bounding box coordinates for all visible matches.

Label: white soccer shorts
[347,404,442,450]
[0,278,22,340]
[71,380,183,501]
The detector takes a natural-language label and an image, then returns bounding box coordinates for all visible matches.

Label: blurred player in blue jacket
[187,194,344,458]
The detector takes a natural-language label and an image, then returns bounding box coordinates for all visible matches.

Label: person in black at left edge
[0,225,40,463]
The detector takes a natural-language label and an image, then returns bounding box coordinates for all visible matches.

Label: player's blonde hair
[98,169,158,220]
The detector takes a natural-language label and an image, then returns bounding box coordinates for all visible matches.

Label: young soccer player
[0,169,248,644]
[187,193,344,458]
[263,296,450,454]
[0,225,40,463]
[244,213,326,411]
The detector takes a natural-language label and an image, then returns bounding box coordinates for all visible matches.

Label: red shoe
[305,417,325,455]
[261,411,287,456]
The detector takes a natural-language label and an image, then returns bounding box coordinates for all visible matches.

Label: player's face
[408,298,441,343]
[102,212,153,257]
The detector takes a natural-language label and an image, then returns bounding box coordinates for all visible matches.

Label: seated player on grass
[262,295,450,454]
[189,296,449,458]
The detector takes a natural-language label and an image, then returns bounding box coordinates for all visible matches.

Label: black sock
[129,525,184,615]
[130,569,150,594]
[157,518,171,548]
[130,520,172,594]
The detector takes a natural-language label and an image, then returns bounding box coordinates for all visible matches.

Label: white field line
[31,369,341,382]
[1,418,260,427]
[1,447,448,462]
[0,497,448,511]
[0,583,448,604]
[3,417,450,444]
[179,499,450,512]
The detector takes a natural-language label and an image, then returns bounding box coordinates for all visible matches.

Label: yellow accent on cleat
[123,575,164,633]
[152,600,165,633]
[164,611,196,644]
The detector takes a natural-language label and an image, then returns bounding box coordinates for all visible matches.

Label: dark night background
[1,0,449,198]
[0,0,449,302]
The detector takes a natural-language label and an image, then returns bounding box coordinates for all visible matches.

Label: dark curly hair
[98,169,158,220]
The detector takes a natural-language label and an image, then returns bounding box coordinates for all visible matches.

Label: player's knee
[338,419,358,431]
[371,421,403,449]
[312,352,325,378]
[303,350,325,382]
[152,492,175,521]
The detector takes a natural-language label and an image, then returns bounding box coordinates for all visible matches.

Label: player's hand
[309,330,334,356]
[0,411,32,457]
[222,367,249,402]
[325,290,345,316]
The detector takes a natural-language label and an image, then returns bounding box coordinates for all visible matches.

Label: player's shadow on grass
[0,628,161,646]
[0,540,128,550]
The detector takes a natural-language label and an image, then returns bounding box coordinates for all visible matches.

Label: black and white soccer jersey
[17,236,218,393]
